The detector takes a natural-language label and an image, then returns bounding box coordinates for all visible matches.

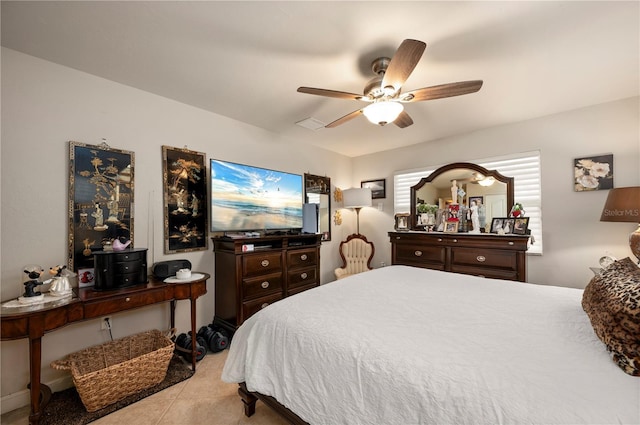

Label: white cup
[176,269,191,279]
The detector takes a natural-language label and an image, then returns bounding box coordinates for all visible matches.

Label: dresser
[212,234,322,330]
[388,231,529,281]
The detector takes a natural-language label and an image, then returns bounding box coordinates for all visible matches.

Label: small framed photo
[394,213,410,231]
[490,217,505,233]
[491,217,517,234]
[77,268,95,288]
[513,217,530,235]
[444,221,459,233]
[361,179,386,199]
[468,196,483,207]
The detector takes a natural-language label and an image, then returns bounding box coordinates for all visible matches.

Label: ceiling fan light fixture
[363,101,403,126]
[478,177,495,187]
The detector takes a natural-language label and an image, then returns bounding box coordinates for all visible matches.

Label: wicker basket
[51,329,174,412]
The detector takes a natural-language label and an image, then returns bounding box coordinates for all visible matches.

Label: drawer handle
[453,239,458,243]
[301,272,308,280]
[125,297,131,302]
[261,302,269,309]
[437,238,443,242]
[124,266,129,270]
[396,236,401,240]
[508,241,514,246]
[414,250,423,257]
[124,255,129,260]
[261,281,269,289]
[300,254,308,261]
[261,259,270,267]
[476,255,486,263]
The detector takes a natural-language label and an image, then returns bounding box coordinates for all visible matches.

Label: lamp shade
[343,188,372,209]
[362,101,403,126]
[600,187,640,222]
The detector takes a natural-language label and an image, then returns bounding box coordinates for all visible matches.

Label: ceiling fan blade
[381,39,427,93]
[297,87,364,101]
[325,109,363,128]
[394,110,414,128]
[401,80,483,102]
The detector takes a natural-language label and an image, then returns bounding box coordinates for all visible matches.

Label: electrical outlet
[101,316,112,330]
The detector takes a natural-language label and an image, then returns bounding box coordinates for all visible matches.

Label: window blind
[393,151,543,254]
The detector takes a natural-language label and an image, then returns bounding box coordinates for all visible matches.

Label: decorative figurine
[45,264,73,298]
[450,180,459,204]
[19,265,45,304]
[112,238,131,251]
[470,200,481,234]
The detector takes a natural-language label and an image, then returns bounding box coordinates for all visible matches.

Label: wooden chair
[334,234,375,280]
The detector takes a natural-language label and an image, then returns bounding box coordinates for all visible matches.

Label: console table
[0,273,209,425]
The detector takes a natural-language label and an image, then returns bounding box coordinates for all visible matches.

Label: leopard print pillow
[582,257,640,376]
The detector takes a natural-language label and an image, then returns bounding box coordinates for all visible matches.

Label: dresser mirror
[410,163,514,232]
[304,173,331,241]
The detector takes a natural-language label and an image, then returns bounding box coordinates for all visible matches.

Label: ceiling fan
[297,39,483,128]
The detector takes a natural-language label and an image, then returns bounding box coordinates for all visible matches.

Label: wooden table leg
[27,316,46,425]
[190,298,197,372]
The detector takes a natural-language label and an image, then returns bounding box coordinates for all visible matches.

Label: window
[393,151,543,254]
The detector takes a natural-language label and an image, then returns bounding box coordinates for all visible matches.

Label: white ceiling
[2,1,638,157]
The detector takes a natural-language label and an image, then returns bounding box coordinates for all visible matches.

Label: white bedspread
[222,265,640,425]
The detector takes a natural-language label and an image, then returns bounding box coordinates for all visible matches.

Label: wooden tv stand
[0,273,209,425]
[212,234,321,332]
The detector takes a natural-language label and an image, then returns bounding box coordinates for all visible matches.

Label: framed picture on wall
[162,146,208,253]
[574,154,613,191]
[361,179,386,199]
[68,141,134,272]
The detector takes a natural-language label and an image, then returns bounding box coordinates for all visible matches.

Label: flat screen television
[210,159,304,233]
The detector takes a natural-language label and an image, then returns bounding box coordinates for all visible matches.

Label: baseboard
[1,376,73,415]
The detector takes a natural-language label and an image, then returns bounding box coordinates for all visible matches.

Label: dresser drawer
[287,248,318,269]
[111,250,146,262]
[288,266,317,289]
[242,253,282,277]
[450,247,517,270]
[83,288,168,318]
[450,265,519,280]
[394,244,445,268]
[242,273,282,300]
[242,292,282,322]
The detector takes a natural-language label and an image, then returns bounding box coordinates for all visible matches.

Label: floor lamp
[343,187,372,235]
[600,186,640,262]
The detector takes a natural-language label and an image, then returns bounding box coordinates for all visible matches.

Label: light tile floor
[1,350,288,425]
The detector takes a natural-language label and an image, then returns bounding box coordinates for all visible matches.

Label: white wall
[352,97,640,288]
[0,48,352,410]
[2,47,639,412]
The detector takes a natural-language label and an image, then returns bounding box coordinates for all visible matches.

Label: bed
[221,264,640,425]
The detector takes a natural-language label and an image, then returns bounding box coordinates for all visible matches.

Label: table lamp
[343,188,372,235]
[600,186,640,262]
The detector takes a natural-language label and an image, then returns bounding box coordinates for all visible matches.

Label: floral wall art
[574,154,613,192]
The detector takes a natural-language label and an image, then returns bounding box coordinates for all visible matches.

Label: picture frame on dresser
[394,213,410,231]
[513,217,530,235]
[68,140,134,272]
[162,146,208,253]
[444,221,459,233]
